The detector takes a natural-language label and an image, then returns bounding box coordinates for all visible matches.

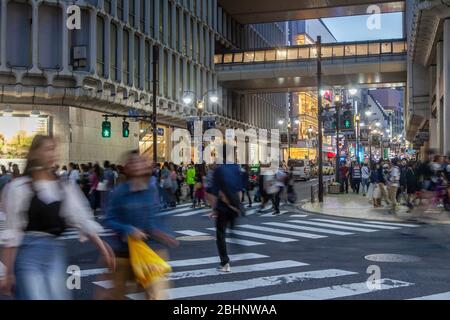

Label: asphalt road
[3,179,450,301]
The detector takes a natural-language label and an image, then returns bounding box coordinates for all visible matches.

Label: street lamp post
[334,94,341,182]
[317,36,324,203]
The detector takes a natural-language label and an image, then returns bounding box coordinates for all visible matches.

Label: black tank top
[25,183,67,236]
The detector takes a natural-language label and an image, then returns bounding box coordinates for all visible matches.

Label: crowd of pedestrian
[337,151,450,214]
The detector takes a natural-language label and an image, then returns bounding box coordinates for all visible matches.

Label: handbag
[97,180,108,191]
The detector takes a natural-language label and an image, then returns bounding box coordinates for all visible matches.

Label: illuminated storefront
[139,122,172,163]
[0,114,50,168]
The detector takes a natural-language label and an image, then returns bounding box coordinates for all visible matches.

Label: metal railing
[214,39,407,65]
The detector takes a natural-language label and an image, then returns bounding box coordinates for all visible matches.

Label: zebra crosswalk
[175,218,422,248]
[78,251,437,300]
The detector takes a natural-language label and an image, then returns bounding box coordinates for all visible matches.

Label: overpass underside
[218,0,405,23]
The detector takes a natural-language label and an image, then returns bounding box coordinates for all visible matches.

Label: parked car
[288,159,311,181]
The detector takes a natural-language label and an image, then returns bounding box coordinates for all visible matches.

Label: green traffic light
[344,119,351,128]
[102,121,111,138]
[122,121,130,138]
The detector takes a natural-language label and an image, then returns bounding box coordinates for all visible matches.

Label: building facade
[0,0,288,166]
[405,0,450,158]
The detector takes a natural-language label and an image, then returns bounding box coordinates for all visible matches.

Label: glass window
[332,45,344,57]
[223,53,233,64]
[123,29,130,84]
[254,51,265,62]
[321,46,332,58]
[110,23,118,81]
[145,41,151,91]
[149,0,154,36]
[96,16,105,77]
[140,0,145,31]
[168,1,172,46]
[298,47,309,59]
[214,54,223,64]
[129,0,135,27]
[164,51,168,96]
[159,0,164,41]
[117,0,124,20]
[265,50,276,61]
[233,53,243,63]
[368,43,380,55]
[356,44,368,56]
[104,0,112,14]
[344,44,356,56]
[276,49,287,61]
[243,52,255,63]
[173,55,177,98]
[381,42,392,54]
[393,41,406,53]
[287,48,298,60]
[310,47,317,58]
[134,35,140,87]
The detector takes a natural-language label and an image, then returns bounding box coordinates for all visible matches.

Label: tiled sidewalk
[301,193,450,225]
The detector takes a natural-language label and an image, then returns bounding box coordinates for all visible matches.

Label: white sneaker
[217,263,231,273]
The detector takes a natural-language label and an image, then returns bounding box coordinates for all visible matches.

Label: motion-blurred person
[209,164,243,272]
[361,163,370,197]
[186,162,196,201]
[388,159,401,213]
[68,162,80,185]
[352,163,362,194]
[241,165,253,208]
[0,135,114,300]
[104,151,178,300]
[339,162,349,194]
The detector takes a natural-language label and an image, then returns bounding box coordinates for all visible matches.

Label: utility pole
[317,36,324,203]
[152,45,159,163]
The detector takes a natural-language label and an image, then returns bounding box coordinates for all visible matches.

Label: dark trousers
[353,178,361,194]
[188,184,194,200]
[340,178,349,193]
[215,209,236,266]
[273,189,282,213]
[241,189,252,205]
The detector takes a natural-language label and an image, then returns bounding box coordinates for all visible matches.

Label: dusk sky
[322,12,404,42]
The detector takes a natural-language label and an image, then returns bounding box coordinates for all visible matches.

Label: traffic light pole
[317,36,324,203]
[335,102,340,182]
[152,46,159,163]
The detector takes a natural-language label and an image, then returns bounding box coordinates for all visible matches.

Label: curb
[297,203,450,225]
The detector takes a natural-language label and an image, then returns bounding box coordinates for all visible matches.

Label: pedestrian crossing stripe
[248,278,413,300]
[408,291,450,300]
[174,230,265,246]
[175,207,214,217]
[290,214,309,218]
[169,253,268,268]
[260,210,289,217]
[288,220,379,233]
[225,237,265,246]
[176,230,209,237]
[363,221,420,228]
[206,228,297,243]
[237,224,327,239]
[263,222,353,236]
[126,269,357,300]
[311,219,402,230]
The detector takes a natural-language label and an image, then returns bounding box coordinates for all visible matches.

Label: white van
[288,159,311,181]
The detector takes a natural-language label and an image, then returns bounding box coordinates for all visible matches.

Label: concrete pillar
[0,0,6,71]
[60,1,70,74]
[89,9,97,74]
[104,17,111,79]
[444,19,450,154]
[30,1,40,73]
[175,56,181,101]
[167,51,173,99]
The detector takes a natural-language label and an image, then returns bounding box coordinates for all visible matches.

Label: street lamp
[349,88,358,96]
[365,110,372,117]
[182,89,219,118]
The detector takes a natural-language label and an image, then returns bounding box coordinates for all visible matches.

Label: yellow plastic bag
[128,237,172,288]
